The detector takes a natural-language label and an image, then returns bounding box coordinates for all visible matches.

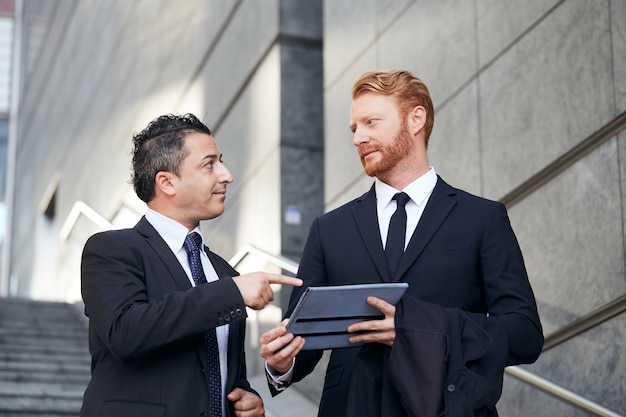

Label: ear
[155,171,177,197]
[407,105,427,136]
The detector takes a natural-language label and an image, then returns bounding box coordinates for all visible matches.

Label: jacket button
[236,308,243,316]
[217,317,225,325]
[230,310,237,318]
[224,314,231,322]
[447,384,456,392]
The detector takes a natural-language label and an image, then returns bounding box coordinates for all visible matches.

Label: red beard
[358,122,413,178]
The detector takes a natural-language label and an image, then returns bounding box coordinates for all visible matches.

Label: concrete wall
[322,0,625,415]
[12,0,323,303]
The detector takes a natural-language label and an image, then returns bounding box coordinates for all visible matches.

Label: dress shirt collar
[375,167,438,210]
[144,208,204,254]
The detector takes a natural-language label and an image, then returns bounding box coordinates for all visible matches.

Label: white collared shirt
[376,167,438,249]
[145,208,229,412]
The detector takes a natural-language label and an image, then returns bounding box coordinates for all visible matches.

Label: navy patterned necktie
[183,232,222,417]
[385,192,411,278]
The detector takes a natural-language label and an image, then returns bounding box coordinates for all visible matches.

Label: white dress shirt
[145,208,229,411]
[375,167,438,249]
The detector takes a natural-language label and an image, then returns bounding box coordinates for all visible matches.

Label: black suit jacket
[80,217,255,417]
[278,177,543,417]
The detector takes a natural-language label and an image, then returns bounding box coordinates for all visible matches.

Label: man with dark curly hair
[80,113,302,417]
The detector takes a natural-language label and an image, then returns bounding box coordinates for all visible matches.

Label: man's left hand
[227,388,264,417]
[347,296,396,347]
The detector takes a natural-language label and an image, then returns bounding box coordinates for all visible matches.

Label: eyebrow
[195,154,219,166]
[348,114,369,132]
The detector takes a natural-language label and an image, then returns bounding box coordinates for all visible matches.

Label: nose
[218,163,233,184]
[352,127,368,147]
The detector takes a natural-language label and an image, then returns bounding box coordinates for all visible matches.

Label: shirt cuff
[265,359,295,391]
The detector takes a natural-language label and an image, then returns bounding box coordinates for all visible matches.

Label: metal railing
[540,295,626,351]
[501,111,626,208]
[505,294,626,417]
[496,111,626,416]
[230,245,298,275]
[230,246,625,417]
[506,367,623,417]
[59,200,114,240]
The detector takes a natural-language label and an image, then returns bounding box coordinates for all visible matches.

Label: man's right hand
[232,273,302,310]
[259,319,305,374]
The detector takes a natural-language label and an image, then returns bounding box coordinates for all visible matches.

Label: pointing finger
[267,275,303,287]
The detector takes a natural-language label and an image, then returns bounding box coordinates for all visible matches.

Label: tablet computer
[285,282,409,350]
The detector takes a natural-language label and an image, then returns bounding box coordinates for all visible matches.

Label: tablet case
[285,282,409,350]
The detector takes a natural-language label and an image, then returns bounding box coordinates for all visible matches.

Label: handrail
[501,111,626,208]
[228,245,298,349]
[505,294,626,416]
[542,295,626,351]
[506,367,623,417]
[229,245,298,274]
[59,200,114,240]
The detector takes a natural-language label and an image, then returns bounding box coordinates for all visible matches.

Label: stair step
[0,335,87,349]
[0,318,86,329]
[0,298,90,416]
[0,326,87,338]
[0,318,86,330]
[0,347,91,367]
[1,343,88,356]
[0,301,82,318]
[0,368,90,385]
[0,360,89,375]
[0,381,84,398]
[0,395,82,415]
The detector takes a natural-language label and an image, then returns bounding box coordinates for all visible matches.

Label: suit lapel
[352,185,391,281]
[136,217,233,387]
[134,216,192,291]
[206,250,230,279]
[394,177,457,281]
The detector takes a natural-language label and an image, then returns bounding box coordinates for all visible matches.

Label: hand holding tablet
[285,282,409,350]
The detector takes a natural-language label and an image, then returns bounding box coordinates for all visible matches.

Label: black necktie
[385,192,410,278]
[183,232,222,417]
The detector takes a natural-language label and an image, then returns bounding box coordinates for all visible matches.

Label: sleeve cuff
[265,359,295,391]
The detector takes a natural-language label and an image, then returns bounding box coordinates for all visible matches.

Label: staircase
[0,298,90,417]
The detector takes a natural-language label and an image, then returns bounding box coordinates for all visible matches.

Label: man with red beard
[259,70,543,417]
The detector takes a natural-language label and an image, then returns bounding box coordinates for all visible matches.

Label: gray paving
[248,374,318,417]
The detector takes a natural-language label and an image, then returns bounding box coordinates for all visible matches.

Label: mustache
[357,144,380,157]
[213,185,228,193]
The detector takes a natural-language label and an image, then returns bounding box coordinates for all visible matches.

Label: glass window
[0,16,13,114]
